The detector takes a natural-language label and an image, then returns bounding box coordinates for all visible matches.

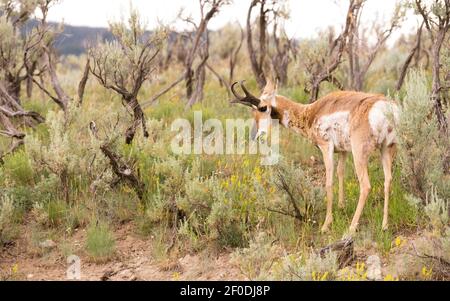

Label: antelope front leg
[320,144,335,233]
[337,152,347,209]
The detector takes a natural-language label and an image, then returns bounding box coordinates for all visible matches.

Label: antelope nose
[257,131,268,142]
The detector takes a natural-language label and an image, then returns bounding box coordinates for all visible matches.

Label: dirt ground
[1,221,446,281]
[0,223,244,281]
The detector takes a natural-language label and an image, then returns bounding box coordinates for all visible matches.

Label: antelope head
[231,80,278,141]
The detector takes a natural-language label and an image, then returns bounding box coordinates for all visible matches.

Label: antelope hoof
[382,222,389,232]
[321,220,332,233]
[321,225,330,234]
[338,201,346,209]
[348,226,357,235]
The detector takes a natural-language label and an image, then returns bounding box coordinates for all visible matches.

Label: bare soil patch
[0,223,243,281]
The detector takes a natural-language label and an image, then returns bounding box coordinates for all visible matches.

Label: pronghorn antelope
[230,80,399,234]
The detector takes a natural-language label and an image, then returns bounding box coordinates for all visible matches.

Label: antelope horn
[230,81,243,103]
[229,80,261,108]
[240,81,256,99]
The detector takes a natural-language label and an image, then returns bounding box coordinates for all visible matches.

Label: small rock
[118,269,136,280]
[366,255,382,281]
[101,269,115,281]
[129,275,138,281]
[135,258,147,266]
[39,239,57,249]
[27,274,34,279]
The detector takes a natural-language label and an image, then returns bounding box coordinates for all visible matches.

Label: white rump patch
[369,101,399,146]
[316,111,351,152]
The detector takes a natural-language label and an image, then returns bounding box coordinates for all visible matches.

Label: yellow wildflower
[11,264,18,275]
[394,236,405,248]
[312,271,330,281]
[384,274,399,281]
[421,266,433,280]
[172,272,180,281]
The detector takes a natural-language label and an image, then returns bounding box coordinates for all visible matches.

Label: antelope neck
[271,96,312,137]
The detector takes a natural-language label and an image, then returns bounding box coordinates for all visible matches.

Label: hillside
[24,21,114,55]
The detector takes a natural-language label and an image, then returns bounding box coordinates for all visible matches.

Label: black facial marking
[258,106,268,113]
[270,109,282,120]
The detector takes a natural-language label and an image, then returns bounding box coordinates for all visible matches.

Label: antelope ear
[263,79,275,95]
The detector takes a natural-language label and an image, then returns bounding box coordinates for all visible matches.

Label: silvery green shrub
[396,70,449,200]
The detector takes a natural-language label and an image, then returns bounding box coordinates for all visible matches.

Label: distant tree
[0,0,55,159]
[146,0,230,108]
[246,0,290,89]
[303,0,363,102]
[162,33,188,70]
[11,0,91,114]
[346,0,404,91]
[414,0,450,132]
[89,9,165,144]
[209,22,245,87]
[226,23,245,86]
[0,0,47,100]
[271,14,294,87]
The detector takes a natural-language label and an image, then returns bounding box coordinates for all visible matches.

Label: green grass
[64,203,90,233]
[46,200,68,227]
[2,150,34,186]
[85,221,116,262]
[148,224,172,261]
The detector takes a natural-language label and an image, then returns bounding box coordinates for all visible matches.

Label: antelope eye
[258,106,268,113]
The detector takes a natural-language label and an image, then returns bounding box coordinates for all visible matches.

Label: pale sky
[47,0,420,40]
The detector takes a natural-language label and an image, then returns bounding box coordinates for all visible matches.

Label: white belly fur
[369,101,399,147]
[316,111,352,152]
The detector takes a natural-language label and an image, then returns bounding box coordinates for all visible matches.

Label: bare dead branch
[141,73,186,108]
[89,121,146,202]
[43,47,71,111]
[0,105,44,123]
[0,138,24,163]
[184,0,229,107]
[206,62,232,96]
[274,168,304,221]
[319,237,354,269]
[78,57,91,105]
[263,206,301,220]
[396,22,424,91]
